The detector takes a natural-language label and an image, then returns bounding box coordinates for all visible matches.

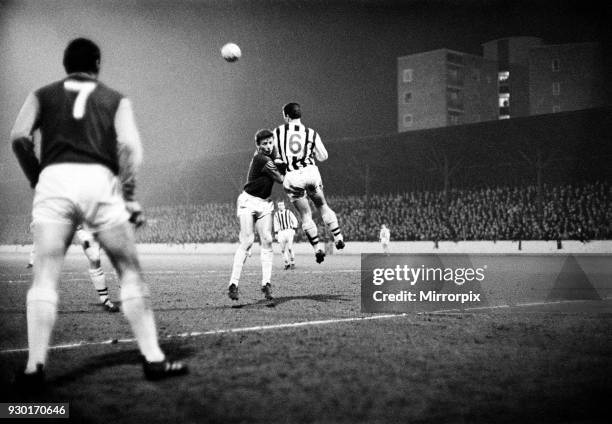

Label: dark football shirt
[243,152,278,199]
[35,74,123,174]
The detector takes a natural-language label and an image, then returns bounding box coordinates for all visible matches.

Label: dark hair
[282,102,301,119]
[63,38,101,74]
[254,129,273,145]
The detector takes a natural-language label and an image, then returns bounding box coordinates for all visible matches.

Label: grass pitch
[0,251,611,423]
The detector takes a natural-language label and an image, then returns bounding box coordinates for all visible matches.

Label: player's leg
[27,222,35,268]
[228,213,255,299]
[293,197,325,263]
[287,231,296,269]
[96,222,187,379]
[309,189,345,250]
[279,233,290,269]
[255,214,274,300]
[284,172,324,262]
[22,220,74,377]
[83,239,118,312]
[27,246,35,268]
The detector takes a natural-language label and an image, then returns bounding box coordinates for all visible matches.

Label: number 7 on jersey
[63,80,97,119]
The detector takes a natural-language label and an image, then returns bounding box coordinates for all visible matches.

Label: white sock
[261,247,273,285]
[229,245,249,286]
[302,219,321,252]
[120,284,164,363]
[321,206,343,242]
[25,287,58,373]
[89,267,108,303]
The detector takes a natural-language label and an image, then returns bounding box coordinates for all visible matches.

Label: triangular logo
[436,255,489,310]
[546,255,601,301]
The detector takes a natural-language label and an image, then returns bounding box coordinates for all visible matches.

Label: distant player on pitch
[379,224,391,255]
[11,37,187,387]
[273,200,298,270]
[228,129,284,302]
[273,102,345,264]
[27,225,120,312]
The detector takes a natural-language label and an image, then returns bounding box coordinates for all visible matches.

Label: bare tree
[421,144,464,207]
[517,146,557,220]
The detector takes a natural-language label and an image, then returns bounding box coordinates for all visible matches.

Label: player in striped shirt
[11,38,187,386]
[273,201,298,270]
[228,129,284,302]
[273,102,345,264]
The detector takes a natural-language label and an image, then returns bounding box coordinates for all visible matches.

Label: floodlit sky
[0,0,609,173]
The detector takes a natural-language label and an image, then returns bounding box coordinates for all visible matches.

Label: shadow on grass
[50,341,194,387]
[232,293,352,309]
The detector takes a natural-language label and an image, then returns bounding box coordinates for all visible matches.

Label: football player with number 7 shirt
[273,102,345,264]
[10,38,187,387]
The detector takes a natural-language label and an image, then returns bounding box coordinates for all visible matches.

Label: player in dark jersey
[10,38,187,387]
[228,129,284,302]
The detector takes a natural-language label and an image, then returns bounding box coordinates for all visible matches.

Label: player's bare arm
[313,133,328,162]
[115,98,145,226]
[11,93,41,188]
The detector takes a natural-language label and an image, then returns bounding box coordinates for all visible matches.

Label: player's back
[36,75,123,174]
[274,122,320,172]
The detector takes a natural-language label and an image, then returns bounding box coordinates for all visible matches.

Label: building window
[403,92,412,104]
[552,105,561,113]
[403,69,413,83]
[446,52,464,65]
[448,112,461,125]
[403,114,413,127]
[447,88,463,110]
[498,93,510,108]
[552,59,560,72]
[498,71,509,83]
[552,82,560,96]
[447,65,463,86]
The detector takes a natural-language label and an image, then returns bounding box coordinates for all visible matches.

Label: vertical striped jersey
[273,121,326,172]
[274,209,298,232]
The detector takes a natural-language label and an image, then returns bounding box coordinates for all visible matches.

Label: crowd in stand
[2,182,609,245]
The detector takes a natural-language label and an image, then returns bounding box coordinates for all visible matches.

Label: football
[221,42,241,62]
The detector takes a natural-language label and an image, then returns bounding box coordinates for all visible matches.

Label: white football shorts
[236,191,274,220]
[32,163,130,232]
[283,165,323,200]
[277,229,295,245]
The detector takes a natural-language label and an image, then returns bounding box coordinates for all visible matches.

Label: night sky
[1,0,609,176]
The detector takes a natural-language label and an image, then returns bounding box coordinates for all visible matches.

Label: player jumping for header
[228,129,284,302]
[273,102,345,264]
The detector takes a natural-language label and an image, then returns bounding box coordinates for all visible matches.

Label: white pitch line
[427,298,604,315]
[2,298,609,355]
[0,313,409,355]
